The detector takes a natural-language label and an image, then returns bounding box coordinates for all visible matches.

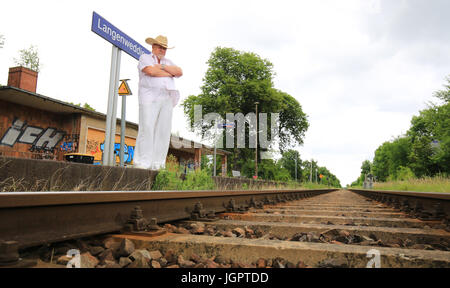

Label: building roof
[0,85,106,117]
[0,86,231,155]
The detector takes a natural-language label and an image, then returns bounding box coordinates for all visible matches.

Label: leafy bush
[152,154,183,190]
[395,166,416,181]
[152,169,183,190]
[241,159,292,181]
[182,169,216,190]
[153,153,216,190]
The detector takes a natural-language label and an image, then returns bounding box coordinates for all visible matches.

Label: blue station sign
[91,11,150,60]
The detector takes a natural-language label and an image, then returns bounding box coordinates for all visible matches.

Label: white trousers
[134,99,173,170]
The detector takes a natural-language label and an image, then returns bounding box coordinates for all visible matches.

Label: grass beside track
[354,176,450,193]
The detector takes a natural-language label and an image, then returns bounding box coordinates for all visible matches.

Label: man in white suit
[134,35,183,170]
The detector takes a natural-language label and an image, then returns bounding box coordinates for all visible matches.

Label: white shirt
[137,53,180,106]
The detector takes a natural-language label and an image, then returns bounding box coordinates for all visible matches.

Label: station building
[0,66,230,175]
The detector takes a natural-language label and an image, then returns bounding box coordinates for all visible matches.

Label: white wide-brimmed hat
[145,35,174,49]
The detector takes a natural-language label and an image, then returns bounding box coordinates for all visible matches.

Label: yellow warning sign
[118,79,132,95]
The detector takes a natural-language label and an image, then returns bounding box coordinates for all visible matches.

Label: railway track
[1,188,449,268]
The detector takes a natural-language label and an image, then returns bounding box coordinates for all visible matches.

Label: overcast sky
[1,0,449,186]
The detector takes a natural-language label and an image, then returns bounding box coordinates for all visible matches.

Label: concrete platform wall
[0,157,286,192]
[0,156,157,192]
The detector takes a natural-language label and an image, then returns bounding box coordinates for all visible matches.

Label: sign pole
[104,46,121,166]
[110,49,121,165]
[104,45,118,166]
[120,93,126,166]
[120,95,127,167]
[118,79,132,167]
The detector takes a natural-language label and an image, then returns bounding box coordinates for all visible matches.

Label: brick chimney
[7,66,38,93]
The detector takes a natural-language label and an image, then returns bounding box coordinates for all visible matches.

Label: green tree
[301,159,318,182]
[277,90,309,152]
[371,137,411,181]
[361,160,372,176]
[279,149,302,181]
[406,77,449,177]
[407,99,450,177]
[241,158,291,181]
[371,142,390,182]
[183,47,309,172]
[14,45,41,72]
[257,159,288,181]
[317,166,341,187]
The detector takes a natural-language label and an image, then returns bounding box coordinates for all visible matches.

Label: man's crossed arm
[142,64,183,77]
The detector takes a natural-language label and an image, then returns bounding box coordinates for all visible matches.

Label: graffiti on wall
[86,139,101,155]
[0,118,66,152]
[100,142,135,164]
[60,134,80,152]
[86,128,136,165]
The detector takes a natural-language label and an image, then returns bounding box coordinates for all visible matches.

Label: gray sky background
[1,0,449,185]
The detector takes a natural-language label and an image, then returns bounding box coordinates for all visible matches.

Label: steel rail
[348,188,450,224]
[347,188,450,200]
[0,188,337,249]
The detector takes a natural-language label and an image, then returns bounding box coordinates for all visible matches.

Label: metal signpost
[104,46,120,166]
[118,79,132,166]
[91,11,150,166]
